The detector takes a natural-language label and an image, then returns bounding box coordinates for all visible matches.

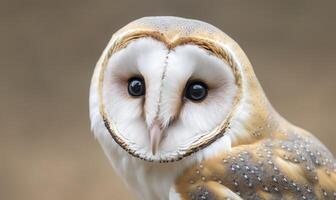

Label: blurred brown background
[1,0,335,199]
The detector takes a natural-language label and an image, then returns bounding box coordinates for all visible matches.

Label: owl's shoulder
[174,129,336,200]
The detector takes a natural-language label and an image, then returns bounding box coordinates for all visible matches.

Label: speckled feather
[175,126,336,200]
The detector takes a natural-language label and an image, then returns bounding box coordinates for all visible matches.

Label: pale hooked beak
[149,121,163,155]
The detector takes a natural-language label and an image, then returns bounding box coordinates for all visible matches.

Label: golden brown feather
[175,126,336,200]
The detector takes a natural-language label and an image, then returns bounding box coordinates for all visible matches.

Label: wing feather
[174,128,336,200]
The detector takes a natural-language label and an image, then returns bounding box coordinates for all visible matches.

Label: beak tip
[151,149,157,156]
[149,122,162,156]
[151,136,159,156]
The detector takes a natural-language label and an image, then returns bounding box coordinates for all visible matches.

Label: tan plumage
[90,16,336,199]
[175,127,336,199]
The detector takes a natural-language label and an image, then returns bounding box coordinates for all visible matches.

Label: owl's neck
[100,132,235,200]
[106,144,193,200]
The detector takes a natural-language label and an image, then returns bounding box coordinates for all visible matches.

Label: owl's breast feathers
[175,128,336,200]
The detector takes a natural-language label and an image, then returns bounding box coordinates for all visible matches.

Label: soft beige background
[1,0,335,199]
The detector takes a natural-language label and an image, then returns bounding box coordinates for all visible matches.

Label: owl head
[90,16,272,162]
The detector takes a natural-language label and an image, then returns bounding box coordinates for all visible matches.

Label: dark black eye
[184,81,208,101]
[128,77,145,97]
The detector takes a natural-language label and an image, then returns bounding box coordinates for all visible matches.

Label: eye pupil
[185,81,208,101]
[128,77,145,97]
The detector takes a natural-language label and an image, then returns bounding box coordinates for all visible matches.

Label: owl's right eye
[128,77,145,97]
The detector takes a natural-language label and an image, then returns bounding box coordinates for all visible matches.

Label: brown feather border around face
[98,31,243,162]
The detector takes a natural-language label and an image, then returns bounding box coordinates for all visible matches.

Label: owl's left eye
[128,77,145,97]
[184,81,208,102]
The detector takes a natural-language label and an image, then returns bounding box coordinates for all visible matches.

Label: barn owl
[89,16,336,200]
